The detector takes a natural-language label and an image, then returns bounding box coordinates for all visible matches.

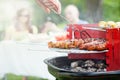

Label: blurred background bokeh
[0,0,120,40]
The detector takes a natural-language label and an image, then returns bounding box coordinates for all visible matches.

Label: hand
[36,0,61,14]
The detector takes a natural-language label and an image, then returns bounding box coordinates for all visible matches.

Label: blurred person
[4,8,38,41]
[40,17,61,34]
[64,4,88,24]
[36,0,61,14]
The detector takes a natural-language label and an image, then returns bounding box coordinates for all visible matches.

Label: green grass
[0,74,48,80]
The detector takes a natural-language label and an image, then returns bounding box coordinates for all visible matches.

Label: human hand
[36,0,61,14]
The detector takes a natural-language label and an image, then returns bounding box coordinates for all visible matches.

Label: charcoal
[76,67,83,71]
[80,68,87,72]
[84,60,95,67]
[87,67,97,72]
[70,59,106,72]
[96,63,105,69]
[96,61,106,69]
[77,60,84,66]
[71,68,79,72]
[97,68,106,72]
[71,61,78,68]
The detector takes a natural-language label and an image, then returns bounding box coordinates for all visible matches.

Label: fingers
[57,0,61,14]
[49,0,61,14]
[36,0,61,14]
[44,0,58,12]
[36,0,51,13]
[45,8,51,13]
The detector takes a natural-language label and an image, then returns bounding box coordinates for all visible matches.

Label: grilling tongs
[51,9,92,41]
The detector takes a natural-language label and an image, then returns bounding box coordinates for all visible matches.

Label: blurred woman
[4,8,38,41]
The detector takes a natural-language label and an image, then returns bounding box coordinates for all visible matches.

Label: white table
[0,41,67,80]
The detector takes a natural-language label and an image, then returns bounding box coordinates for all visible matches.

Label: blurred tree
[61,0,120,23]
[103,0,120,21]
[85,0,103,23]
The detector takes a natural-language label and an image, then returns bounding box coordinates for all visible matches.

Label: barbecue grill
[44,24,120,80]
[44,56,120,80]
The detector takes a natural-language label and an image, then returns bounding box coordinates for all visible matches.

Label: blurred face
[18,10,30,23]
[65,6,79,23]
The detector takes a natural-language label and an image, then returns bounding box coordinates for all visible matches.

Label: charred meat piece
[95,61,106,69]
[79,44,87,50]
[87,44,96,51]
[96,43,107,51]
[48,41,54,48]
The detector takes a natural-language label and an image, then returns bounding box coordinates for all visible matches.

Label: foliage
[103,0,120,21]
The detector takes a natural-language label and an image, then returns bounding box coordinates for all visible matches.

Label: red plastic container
[67,24,120,71]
